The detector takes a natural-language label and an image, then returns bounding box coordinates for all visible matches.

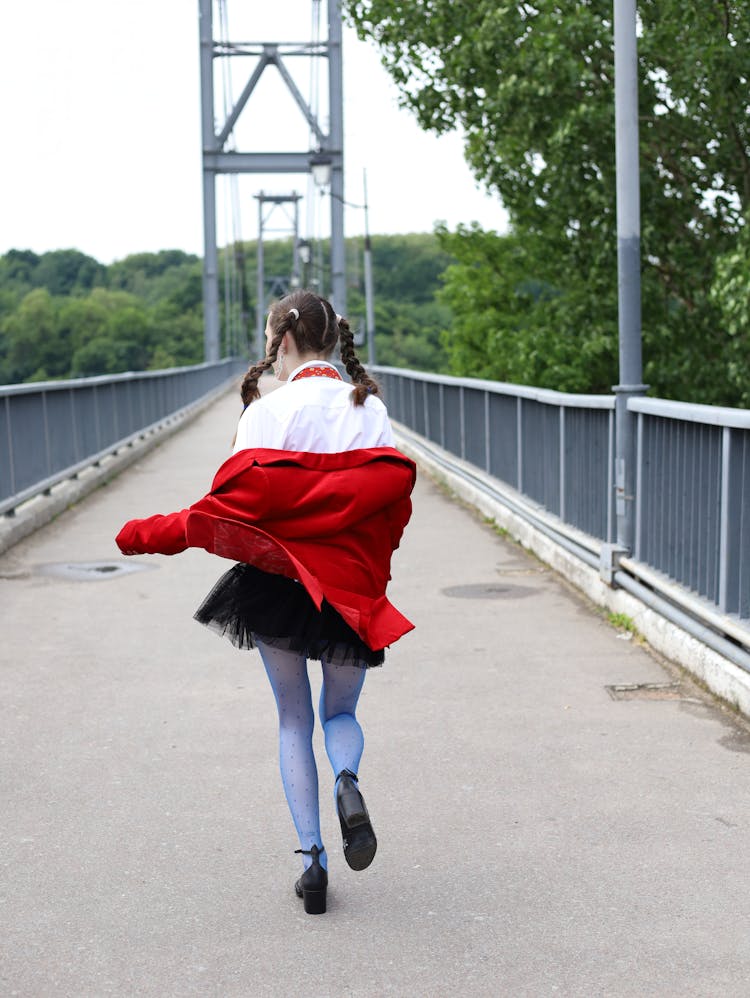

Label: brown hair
[240,289,380,407]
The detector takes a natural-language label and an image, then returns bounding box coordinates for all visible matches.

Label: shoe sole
[337,780,377,871]
[342,822,377,871]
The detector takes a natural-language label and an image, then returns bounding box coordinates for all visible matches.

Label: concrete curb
[0,381,236,558]
[395,425,750,720]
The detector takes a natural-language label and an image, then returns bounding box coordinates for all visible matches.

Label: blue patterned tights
[255,638,367,870]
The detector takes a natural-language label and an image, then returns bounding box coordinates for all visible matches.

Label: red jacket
[116,447,417,650]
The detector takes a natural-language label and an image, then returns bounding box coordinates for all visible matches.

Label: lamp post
[613,0,647,555]
[363,169,376,365]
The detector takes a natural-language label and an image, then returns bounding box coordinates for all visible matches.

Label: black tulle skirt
[193,563,385,668]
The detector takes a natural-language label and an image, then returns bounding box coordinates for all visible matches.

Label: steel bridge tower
[198,0,346,362]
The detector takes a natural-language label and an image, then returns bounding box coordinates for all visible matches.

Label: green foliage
[107,250,202,306]
[368,233,454,305]
[606,611,638,636]
[2,289,59,383]
[710,217,750,407]
[437,223,618,392]
[0,249,206,383]
[345,232,453,370]
[345,0,750,406]
[0,235,453,383]
[34,249,106,296]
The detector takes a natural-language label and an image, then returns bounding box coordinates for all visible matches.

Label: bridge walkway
[2,391,750,997]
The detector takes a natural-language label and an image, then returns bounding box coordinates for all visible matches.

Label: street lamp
[309,153,333,188]
[296,238,312,288]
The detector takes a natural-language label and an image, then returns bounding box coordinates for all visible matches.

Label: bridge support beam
[198,0,220,364]
[198,1,347,363]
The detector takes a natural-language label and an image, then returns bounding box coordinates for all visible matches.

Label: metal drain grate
[605,682,691,701]
[441,582,536,599]
[37,561,154,582]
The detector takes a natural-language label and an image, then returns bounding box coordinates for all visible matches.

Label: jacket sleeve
[116,509,191,556]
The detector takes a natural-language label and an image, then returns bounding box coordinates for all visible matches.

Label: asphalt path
[2,390,750,997]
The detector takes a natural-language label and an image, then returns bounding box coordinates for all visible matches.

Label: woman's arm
[116,509,190,555]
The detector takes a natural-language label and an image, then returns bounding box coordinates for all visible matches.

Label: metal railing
[373,366,750,635]
[632,397,750,621]
[0,359,245,515]
[375,367,616,543]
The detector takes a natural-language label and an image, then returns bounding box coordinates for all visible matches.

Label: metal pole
[363,170,376,363]
[256,195,265,360]
[199,0,220,363]
[292,197,301,288]
[328,0,346,314]
[613,0,647,553]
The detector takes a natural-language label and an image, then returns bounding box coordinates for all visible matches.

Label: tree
[0,235,455,382]
[0,249,40,291]
[710,215,750,407]
[1,289,59,382]
[345,1,750,404]
[34,249,105,296]
[436,224,614,391]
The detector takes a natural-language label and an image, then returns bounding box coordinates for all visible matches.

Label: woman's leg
[255,638,326,870]
[319,660,367,789]
[320,660,377,870]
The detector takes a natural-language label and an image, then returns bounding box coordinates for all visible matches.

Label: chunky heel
[336,770,377,871]
[302,887,327,915]
[294,844,328,915]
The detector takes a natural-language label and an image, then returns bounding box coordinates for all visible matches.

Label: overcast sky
[0,1,509,264]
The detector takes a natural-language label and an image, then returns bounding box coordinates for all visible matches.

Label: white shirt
[233,360,395,455]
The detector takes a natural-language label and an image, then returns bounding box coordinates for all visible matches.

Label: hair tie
[336,314,343,323]
[288,308,299,321]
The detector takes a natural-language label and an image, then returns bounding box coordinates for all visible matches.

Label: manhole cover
[37,561,155,582]
[605,682,694,701]
[441,583,536,599]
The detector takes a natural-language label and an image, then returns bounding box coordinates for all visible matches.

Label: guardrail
[375,367,616,544]
[373,366,750,643]
[631,397,750,622]
[0,359,245,515]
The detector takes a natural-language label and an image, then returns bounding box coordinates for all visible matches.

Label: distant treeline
[0,236,454,385]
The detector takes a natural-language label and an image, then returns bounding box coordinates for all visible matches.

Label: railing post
[718,425,742,616]
[6,395,16,497]
[42,390,52,478]
[439,383,445,448]
[559,406,566,521]
[484,390,491,473]
[516,397,523,493]
[634,411,644,559]
[607,409,615,542]
[459,386,466,459]
[719,426,731,613]
[70,387,81,463]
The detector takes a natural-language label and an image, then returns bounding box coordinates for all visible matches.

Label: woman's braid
[239,324,286,407]
[337,317,380,406]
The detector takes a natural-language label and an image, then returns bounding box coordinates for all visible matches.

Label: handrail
[372,364,750,646]
[371,365,615,409]
[629,395,750,429]
[1,358,246,515]
[0,360,231,396]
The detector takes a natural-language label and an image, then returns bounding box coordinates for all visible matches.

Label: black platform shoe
[294,845,328,914]
[336,769,377,871]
